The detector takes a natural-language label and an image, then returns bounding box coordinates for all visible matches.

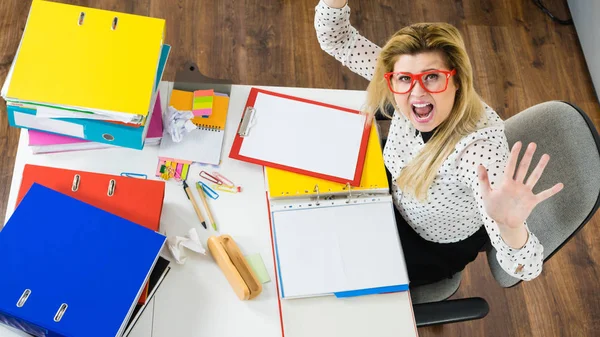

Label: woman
[315,0,563,286]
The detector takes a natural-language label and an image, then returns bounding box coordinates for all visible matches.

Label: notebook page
[158,129,224,166]
[239,92,366,181]
[272,199,408,298]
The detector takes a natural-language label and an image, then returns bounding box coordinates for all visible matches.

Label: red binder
[16,164,166,304]
[229,88,371,186]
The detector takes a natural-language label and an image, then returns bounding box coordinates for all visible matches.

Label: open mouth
[411,103,434,123]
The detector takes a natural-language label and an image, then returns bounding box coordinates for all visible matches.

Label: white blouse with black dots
[314,0,544,281]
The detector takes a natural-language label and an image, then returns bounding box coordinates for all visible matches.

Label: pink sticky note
[194,89,214,97]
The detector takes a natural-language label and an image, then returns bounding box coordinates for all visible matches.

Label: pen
[183,180,207,229]
[196,182,217,231]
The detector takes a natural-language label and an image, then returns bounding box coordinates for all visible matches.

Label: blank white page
[159,128,224,165]
[239,91,366,181]
[272,200,408,298]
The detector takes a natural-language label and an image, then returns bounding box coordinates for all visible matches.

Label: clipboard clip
[238,107,256,137]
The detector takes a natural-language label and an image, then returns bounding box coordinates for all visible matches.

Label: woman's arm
[457,139,545,280]
[315,0,381,81]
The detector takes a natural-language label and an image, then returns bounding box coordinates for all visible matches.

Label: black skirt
[394,208,489,287]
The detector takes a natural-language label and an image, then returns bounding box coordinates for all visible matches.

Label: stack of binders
[1,0,171,150]
[0,183,169,337]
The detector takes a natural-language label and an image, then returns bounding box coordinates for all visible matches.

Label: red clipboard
[229,88,371,186]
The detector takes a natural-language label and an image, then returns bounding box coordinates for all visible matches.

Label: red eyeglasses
[384,69,457,94]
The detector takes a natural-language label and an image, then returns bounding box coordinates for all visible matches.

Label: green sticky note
[193,96,214,103]
[245,253,271,284]
[193,101,213,109]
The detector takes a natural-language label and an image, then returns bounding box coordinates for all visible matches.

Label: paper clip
[197,181,219,200]
[213,184,242,194]
[200,171,221,185]
[212,172,235,187]
[121,172,147,179]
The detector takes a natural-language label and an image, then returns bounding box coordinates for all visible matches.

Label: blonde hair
[366,22,484,202]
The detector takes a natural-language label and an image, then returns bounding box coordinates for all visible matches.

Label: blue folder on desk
[0,184,166,337]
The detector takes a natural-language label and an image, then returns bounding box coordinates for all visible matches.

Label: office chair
[392,101,600,326]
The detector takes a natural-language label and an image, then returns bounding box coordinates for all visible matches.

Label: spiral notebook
[158,89,230,165]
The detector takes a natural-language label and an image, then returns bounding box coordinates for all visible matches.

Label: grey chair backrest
[486,101,600,287]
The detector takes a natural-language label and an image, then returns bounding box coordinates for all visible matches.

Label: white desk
[1,82,418,337]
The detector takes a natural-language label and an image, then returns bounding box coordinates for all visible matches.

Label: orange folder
[16,164,166,304]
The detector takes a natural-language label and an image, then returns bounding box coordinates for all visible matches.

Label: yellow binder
[265,123,389,197]
[6,0,165,122]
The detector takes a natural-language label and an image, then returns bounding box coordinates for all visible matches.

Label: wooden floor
[1,0,599,336]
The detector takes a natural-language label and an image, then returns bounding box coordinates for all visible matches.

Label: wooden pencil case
[207,235,262,300]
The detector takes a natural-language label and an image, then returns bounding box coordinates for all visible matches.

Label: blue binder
[0,184,166,337]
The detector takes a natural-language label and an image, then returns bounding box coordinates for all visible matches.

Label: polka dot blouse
[315,0,543,281]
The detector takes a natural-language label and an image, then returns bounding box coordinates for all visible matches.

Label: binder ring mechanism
[314,185,320,206]
[77,12,119,31]
[71,175,116,196]
[16,289,31,308]
[343,183,353,204]
[238,107,257,137]
[16,290,68,322]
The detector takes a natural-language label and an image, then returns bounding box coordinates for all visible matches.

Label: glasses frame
[384,69,457,94]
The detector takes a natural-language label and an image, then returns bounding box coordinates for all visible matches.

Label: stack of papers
[27,93,165,154]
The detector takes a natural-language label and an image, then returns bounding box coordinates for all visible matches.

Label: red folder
[229,88,371,186]
[16,164,166,304]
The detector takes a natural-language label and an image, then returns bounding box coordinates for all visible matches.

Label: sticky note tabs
[193,89,214,117]
[245,253,271,284]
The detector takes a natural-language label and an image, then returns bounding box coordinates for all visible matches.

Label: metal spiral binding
[196,124,223,132]
[314,185,320,206]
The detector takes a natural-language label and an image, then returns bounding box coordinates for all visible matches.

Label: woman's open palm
[477,141,564,229]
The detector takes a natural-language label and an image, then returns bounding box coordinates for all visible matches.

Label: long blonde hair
[366,23,484,202]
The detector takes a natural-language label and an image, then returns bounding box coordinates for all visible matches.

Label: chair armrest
[413,297,489,327]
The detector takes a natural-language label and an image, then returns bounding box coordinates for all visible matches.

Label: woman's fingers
[535,183,564,203]
[504,141,522,181]
[525,154,550,189]
[515,142,537,183]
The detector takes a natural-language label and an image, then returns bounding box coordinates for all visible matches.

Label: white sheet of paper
[272,199,409,298]
[159,128,225,166]
[238,92,366,181]
[14,110,85,139]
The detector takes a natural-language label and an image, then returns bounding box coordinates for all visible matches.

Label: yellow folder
[7,0,165,120]
[265,123,389,197]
